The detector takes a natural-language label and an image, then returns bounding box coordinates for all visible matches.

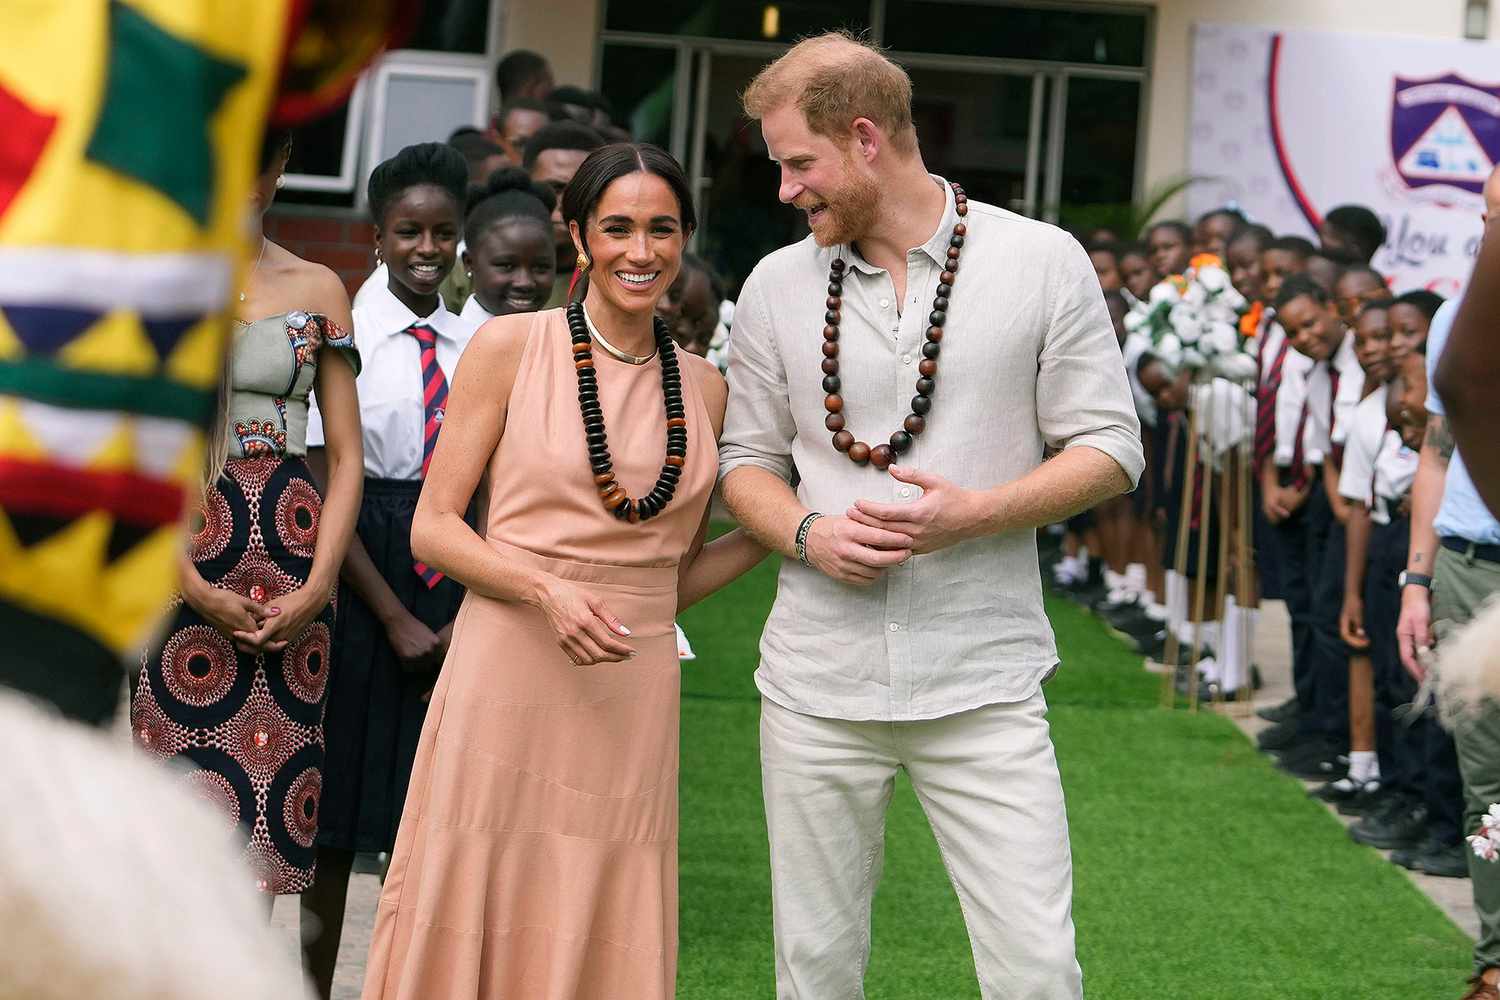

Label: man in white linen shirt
[718,33,1143,1000]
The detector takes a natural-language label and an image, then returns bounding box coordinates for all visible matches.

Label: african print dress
[132,311,359,895]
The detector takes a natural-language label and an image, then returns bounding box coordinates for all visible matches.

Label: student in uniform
[457,167,557,325]
[1266,274,1366,780]
[1318,297,1396,807]
[1348,349,1465,878]
[301,142,476,1000]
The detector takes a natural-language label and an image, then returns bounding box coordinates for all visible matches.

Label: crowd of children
[1047,204,1469,880]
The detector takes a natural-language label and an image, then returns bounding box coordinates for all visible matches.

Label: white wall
[502,0,600,92]
[1141,0,1495,214]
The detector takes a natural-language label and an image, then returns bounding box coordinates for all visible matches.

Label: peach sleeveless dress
[362,308,717,1000]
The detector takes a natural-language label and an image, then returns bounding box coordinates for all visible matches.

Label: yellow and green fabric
[0,0,395,722]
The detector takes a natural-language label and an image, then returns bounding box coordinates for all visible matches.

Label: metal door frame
[597,11,1150,226]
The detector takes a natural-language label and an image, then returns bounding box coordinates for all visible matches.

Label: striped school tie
[1254,337,1289,476]
[405,322,447,588]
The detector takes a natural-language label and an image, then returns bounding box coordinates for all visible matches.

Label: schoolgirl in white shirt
[302,141,476,999]
[456,167,556,326]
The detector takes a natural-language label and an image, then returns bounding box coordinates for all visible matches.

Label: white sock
[1175,619,1196,645]
[1220,599,1247,691]
[1126,563,1148,592]
[1104,569,1126,592]
[1199,619,1221,650]
[1348,750,1380,784]
[1197,655,1221,683]
[1144,600,1167,621]
[1166,572,1187,631]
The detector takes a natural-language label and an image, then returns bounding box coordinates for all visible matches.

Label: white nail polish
[619,626,632,636]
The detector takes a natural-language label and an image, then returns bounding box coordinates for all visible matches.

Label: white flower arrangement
[1123,253,1258,381]
[1469,803,1500,862]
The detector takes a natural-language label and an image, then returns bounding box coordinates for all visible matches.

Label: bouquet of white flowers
[1471,804,1500,862]
[1124,253,1258,381]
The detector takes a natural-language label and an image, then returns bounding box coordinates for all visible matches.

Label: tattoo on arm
[1426,416,1456,460]
[1414,552,1425,566]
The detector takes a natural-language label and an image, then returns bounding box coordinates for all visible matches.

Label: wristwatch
[1398,571,1432,590]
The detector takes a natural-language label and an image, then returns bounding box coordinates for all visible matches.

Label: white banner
[1188,23,1500,297]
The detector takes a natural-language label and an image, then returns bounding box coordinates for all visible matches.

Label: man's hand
[802,514,912,587]
[847,466,982,555]
[1397,585,1434,681]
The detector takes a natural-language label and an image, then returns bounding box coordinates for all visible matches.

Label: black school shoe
[1391,838,1470,878]
[1256,697,1299,724]
[1310,777,1378,804]
[1349,798,1428,850]
[1277,740,1348,781]
[1336,782,1394,817]
[1257,719,1302,752]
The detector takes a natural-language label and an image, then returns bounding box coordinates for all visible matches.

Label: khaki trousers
[760,692,1083,999]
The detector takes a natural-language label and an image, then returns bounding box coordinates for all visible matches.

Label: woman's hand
[533,575,635,666]
[183,578,269,643]
[233,584,330,655]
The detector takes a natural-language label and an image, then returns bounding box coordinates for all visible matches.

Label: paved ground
[1230,600,1479,939]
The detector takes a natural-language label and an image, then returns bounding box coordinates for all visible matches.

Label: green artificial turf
[674,549,1472,999]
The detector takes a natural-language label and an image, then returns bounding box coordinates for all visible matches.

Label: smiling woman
[359,143,768,1000]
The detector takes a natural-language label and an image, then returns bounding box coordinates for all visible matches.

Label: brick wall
[264,206,376,299]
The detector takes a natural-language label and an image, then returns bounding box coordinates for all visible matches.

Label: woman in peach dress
[361,144,765,999]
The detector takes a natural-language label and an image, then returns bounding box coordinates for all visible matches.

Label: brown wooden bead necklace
[566,301,687,522]
[822,181,968,470]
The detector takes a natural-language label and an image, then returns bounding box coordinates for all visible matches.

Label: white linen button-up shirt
[719,179,1144,722]
[307,279,477,479]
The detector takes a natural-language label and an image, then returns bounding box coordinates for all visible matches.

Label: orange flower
[1169,274,1189,293]
[1190,252,1224,271]
[1239,301,1264,337]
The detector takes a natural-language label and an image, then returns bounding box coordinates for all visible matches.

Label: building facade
[273,0,1500,295]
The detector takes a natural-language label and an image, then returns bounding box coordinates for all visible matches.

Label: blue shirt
[1426,297,1500,544]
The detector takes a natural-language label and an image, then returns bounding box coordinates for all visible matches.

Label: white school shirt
[1275,329,1360,467]
[1272,331,1315,466]
[1257,311,1284,388]
[1338,384,1418,525]
[307,280,478,479]
[459,294,493,327]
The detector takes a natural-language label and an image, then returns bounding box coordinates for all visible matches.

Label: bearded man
[718,33,1144,1000]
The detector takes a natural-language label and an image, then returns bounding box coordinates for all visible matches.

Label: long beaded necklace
[822,181,968,470]
[566,301,687,522]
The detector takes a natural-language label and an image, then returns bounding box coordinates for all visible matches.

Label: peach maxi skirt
[362,541,681,1000]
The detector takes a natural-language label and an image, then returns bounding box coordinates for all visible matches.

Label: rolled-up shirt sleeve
[1035,236,1145,488]
[718,270,796,484]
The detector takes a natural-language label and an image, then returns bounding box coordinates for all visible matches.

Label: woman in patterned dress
[131,131,364,898]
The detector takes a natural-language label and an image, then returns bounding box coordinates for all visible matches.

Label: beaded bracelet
[795,512,823,567]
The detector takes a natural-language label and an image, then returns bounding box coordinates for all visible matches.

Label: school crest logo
[1390,73,1500,194]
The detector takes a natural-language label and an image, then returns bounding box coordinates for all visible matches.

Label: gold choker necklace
[582,305,657,365]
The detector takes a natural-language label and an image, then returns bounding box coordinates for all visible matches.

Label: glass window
[605,0,868,42]
[690,54,806,296]
[883,2,1147,66]
[1058,76,1140,226]
[904,67,1035,216]
[406,0,492,54]
[599,45,681,155]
